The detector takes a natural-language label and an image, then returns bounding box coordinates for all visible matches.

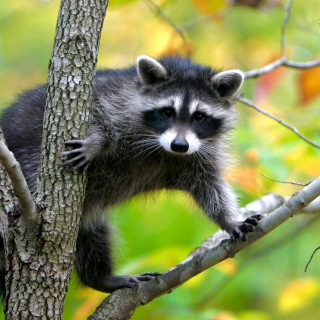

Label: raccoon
[0,55,261,293]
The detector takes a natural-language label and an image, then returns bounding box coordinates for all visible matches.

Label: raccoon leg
[75,217,158,293]
[191,176,263,241]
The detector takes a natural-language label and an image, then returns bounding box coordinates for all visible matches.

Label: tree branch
[244,57,320,79]
[90,177,320,319]
[236,96,320,149]
[281,0,292,58]
[0,129,37,223]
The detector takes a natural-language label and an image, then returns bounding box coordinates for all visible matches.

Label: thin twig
[305,246,320,272]
[236,96,320,149]
[261,173,312,186]
[281,0,293,58]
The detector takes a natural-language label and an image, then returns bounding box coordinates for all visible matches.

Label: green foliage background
[0,0,320,319]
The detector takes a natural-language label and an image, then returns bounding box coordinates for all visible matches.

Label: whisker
[130,141,156,153]
[145,144,163,157]
[196,144,217,169]
[131,140,162,158]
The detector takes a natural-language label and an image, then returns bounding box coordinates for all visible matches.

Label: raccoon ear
[211,69,244,98]
[137,55,168,85]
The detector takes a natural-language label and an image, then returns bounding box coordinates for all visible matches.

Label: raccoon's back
[0,85,47,192]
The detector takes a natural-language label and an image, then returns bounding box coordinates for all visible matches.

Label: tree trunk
[2,0,108,318]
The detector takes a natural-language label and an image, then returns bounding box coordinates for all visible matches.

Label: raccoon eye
[193,112,206,123]
[162,107,175,119]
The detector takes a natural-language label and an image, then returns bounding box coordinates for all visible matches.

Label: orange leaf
[298,65,320,105]
[231,166,262,194]
[214,312,238,320]
[245,148,260,163]
[254,54,287,102]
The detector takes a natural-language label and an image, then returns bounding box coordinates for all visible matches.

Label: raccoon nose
[171,138,189,153]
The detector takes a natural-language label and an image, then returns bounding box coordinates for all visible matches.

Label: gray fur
[0,55,261,294]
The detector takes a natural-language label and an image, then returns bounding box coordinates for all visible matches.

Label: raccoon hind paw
[230,214,263,242]
[99,273,160,292]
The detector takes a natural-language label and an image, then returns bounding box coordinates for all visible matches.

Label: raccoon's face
[143,96,227,155]
[137,55,244,156]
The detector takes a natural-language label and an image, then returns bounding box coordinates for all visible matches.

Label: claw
[59,149,83,158]
[245,224,255,232]
[98,273,160,292]
[241,234,247,242]
[244,218,258,226]
[64,140,84,147]
[60,138,92,171]
[62,154,85,166]
[230,214,263,242]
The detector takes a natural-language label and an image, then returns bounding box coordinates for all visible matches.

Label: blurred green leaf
[108,0,139,7]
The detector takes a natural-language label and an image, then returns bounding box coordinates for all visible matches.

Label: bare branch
[244,58,283,79]
[281,0,293,58]
[305,246,320,272]
[0,129,37,222]
[261,173,312,186]
[302,196,320,212]
[236,96,320,149]
[244,57,320,79]
[284,58,320,68]
[90,177,320,319]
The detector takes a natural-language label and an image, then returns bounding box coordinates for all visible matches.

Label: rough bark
[3,0,108,319]
[0,137,15,302]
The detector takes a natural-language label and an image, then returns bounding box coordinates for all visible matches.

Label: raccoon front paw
[59,139,94,171]
[230,214,263,242]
